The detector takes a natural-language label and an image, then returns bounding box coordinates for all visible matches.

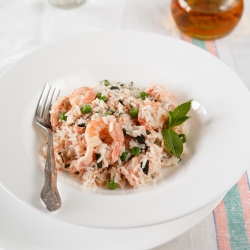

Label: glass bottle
[171,0,244,40]
[49,0,86,9]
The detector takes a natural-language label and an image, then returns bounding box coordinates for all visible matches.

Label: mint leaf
[168,116,190,129]
[162,129,183,158]
[172,99,192,118]
[167,100,192,129]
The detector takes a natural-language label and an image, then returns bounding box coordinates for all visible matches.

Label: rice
[42,81,189,189]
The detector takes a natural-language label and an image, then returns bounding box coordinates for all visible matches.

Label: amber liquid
[171,0,244,39]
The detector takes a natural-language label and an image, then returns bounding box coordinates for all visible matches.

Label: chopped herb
[120,152,128,161]
[106,180,117,190]
[118,99,125,106]
[122,129,127,136]
[111,86,120,90]
[146,130,151,135]
[131,147,140,156]
[102,111,112,116]
[95,154,102,168]
[141,160,149,175]
[136,135,145,144]
[139,92,148,100]
[178,158,182,163]
[77,123,85,127]
[128,82,133,88]
[130,107,138,117]
[179,134,186,143]
[80,104,92,114]
[96,93,102,99]
[59,112,67,121]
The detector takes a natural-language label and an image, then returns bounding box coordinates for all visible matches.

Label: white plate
[0,31,250,228]
[0,185,222,250]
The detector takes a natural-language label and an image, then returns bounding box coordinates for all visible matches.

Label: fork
[35,83,62,211]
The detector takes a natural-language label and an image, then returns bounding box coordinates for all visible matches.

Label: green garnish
[59,112,67,121]
[130,107,138,117]
[179,134,186,143]
[118,99,125,106]
[80,104,92,114]
[111,86,120,90]
[146,130,151,135]
[106,180,117,190]
[120,152,128,161]
[167,100,192,129]
[131,147,140,156]
[100,96,108,103]
[162,129,183,158]
[102,111,112,116]
[102,80,110,86]
[162,100,192,158]
[139,92,148,100]
[96,93,102,99]
[95,154,102,168]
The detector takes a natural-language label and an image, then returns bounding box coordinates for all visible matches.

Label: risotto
[41,80,190,189]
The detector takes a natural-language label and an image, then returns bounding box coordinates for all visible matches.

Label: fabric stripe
[224,183,249,250]
[181,33,192,43]
[181,34,250,249]
[205,41,218,57]
[212,211,220,250]
[213,200,231,250]
[237,174,250,245]
[191,38,206,50]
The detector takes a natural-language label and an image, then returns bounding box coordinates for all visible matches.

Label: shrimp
[69,87,96,106]
[85,117,124,162]
[121,156,140,187]
[146,84,174,102]
[138,100,168,131]
[50,96,71,130]
[76,146,94,170]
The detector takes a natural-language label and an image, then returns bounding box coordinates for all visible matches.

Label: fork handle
[41,129,62,211]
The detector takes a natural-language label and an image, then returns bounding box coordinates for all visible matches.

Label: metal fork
[35,83,62,211]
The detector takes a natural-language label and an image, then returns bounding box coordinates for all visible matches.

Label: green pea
[100,96,108,103]
[102,80,110,86]
[59,112,67,121]
[106,180,117,190]
[120,152,128,161]
[130,107,138,117]
[80,104,92,114]
[96,93,102,99]
[139,92,148,100]
[131,147,140,156]
[102,111,112,116]
[179,134,186,143]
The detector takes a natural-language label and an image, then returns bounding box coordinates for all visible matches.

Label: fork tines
[36,83,60,124]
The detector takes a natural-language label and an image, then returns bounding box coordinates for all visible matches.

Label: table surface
[1,1,250,249]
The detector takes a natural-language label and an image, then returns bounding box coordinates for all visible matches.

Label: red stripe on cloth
[205,41,218,57]
[181,33,192,43]
[213,200,231,250]
[238,173,250,244]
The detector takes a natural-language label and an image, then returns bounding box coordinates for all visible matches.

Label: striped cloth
[160,34,250,250]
